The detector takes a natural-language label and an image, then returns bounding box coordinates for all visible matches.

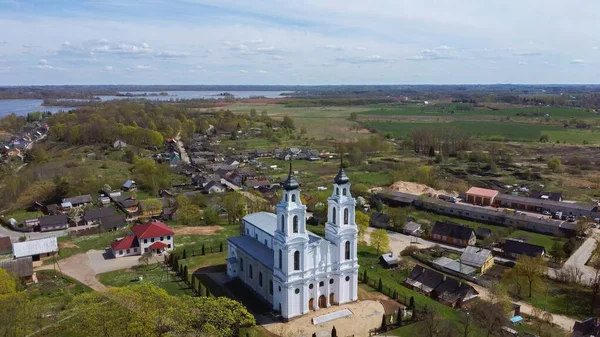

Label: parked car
[554,211,563,220]
[542,210,551,215]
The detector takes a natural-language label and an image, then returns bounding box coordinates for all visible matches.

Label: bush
[401,245,419,256]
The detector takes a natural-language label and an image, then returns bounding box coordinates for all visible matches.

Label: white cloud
[355,46,367,51]
[513,51,542,56]
[38,58,48,64]
[105,65,113,71]
[126,64,154,71]
[62,41,71,46]
[408,46,459,61]
[517,61,527,65]
[57,39,153,56]
[34,64,65,71]
[196,65,203,69]
[239,70,248,73]
[257,70,267,74]
[325,44,344,51]
[593,46,599,50]
[570,59,585,64]
[337,54,393,64]
[156,51,191,58]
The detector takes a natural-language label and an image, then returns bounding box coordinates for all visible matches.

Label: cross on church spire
[283,158,299,191]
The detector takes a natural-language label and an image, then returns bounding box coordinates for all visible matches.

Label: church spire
[283,159,299,191]
[334,154,350,185]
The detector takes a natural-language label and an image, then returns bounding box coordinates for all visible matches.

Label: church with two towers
[226,161,359,320]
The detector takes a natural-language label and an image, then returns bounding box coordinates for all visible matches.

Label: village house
[99,214,127,232]
[503,239,545,259]
[403,221,422,236]
[12,237,58,263]
[369,212,390,229]
[203,180,227,194]
[465,187,499,206]
[113,194,139,214]
[122,179,137,191]
[113,139,127,150]
[111,221,175,258]
[23,218,40,228]
[571,317,600,337]
[38,214,69,232]
[379,253,399,269]
[0,257,34,283]
[63,194,93,208]
[83,208,116,226]
[431,221,476,247]
[459,246,494,275]
[405,265,479,307]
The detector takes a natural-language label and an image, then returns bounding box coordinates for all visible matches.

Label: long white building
[226,161,359,320]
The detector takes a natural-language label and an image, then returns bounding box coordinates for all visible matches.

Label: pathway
[558,229,599,284]
[470,283,575,332]
[36,250,143,290]
[174,133,190,164]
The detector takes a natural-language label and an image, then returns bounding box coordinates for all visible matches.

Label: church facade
[226,162,359,320]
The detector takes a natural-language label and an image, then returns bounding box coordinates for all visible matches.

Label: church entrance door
[309,298,314,310]
[318,295,327,308]
[329,293,335,305]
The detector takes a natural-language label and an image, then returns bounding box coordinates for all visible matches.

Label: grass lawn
[97,263,195,296]
[514,278,594,320]
[56,227,131,260]
[365,120,566,141]
[180,251,227,271]
[28,269,92,299]
[2,209,45,224]
[541,130,600,144]
[174,226,238,255]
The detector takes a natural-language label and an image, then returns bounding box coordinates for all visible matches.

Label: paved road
[0,225,67,242]
[36,250,145,290]
[557,228,600,284]
[174,134,190,164]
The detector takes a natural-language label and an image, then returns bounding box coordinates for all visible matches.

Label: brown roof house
[0,236,12,255]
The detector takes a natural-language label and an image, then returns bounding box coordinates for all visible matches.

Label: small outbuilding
[465,187,498,206]
[0,257,34,282]
[12,237,58,262]
[379,252,399,268]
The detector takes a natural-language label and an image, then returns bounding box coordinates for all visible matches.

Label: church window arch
[332,207,336,224]
[249,265,253,279]
[336,188,339,195]
[280,215,285,232]
[343,188,347,196]
[293,251,300,271]
[259,272,263,287]
[293,216,299,233]
[291,194,296,202]
[285,193,288,202]
[240,258,244,271]
[344,208,349,224]
[345,241,351,260]
[278,249,282,269]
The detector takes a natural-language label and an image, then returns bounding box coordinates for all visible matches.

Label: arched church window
[345,241,351,260]
[285,193,288,202]
[336,188,339,195]
[293,251,300,271]
[293,216,299,233]
[278,249,282,269]
[259,272,263,287]
[249,265,253,279]
[332,207,336,224]
[343,188,347,196]
[240,258,244,271]
[280,215,285,232]
[344,208,349,224]
[291,194,296,202]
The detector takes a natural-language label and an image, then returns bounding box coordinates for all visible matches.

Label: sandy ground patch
[173,225,224,235]
[263,300,385,337]
[59,242,79,249]
[388,180,455,196]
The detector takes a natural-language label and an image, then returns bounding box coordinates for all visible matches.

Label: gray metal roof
[433,257,477,275]
[12,237,58,258]
[381,253,399,264]
[460,246,492,268]
[308,233,322,244]
[404,221,421,232]
[0,257,33,278]
[243,212,277,236]
[495,193,596,212]
[63,194,93,205]
[228,236,274,269]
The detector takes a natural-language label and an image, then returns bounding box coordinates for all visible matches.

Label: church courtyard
[263,300,385,337]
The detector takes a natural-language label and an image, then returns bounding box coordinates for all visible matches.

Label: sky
[0,0,599,85]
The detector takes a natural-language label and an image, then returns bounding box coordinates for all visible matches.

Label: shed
[459,246,494,274]
[475,227,492,239]
[12,237,58,261]
[0,257,34,281]
[510,316,523,325]
[503,239,545,259]
[403,221,422,236]
[379,253,399,268]
[0,236,12,255]
[465,187,499,206]
[370,212,390,229]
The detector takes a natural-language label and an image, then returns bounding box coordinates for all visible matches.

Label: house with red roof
[111,221,175,258]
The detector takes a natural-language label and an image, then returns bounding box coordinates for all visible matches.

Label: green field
[359,105,597,119]
[97,263,194,296]
[365,120,600,143]
[56,228,131,260]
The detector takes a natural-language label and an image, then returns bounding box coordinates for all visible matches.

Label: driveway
[558,229,600,284]
[37,250,144,290]
[366,228,465,256]
[0,225,67,241]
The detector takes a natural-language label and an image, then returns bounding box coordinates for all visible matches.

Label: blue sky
[0,0,599,85]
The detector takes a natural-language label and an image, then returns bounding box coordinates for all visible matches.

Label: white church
[226,161,359,320]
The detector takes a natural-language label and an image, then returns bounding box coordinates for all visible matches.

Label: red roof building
[111,235,139,250]
[149,241,168,249]
[465,187,499,206]
[131,222,174,239]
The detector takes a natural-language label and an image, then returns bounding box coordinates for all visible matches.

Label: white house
[227,161,359,321]
[111,221,175,258]
[12,237,59,262]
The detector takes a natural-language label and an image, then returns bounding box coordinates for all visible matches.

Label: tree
[503,255,546,298]
[0,269,16,295]
[355,211,370,243]
[183,265,189,283]
[388,208,407,231]
[176,195,203,226]
[396,310,402,327]
[378,278,383,291]
[428,145,435,157]
[138,252,152,266]
[416,309,453,337]
[349,112,358,121]
[219,242,224,252]
[201,243,205,256]
[281,116,295,129]
[409,296,415,309]
[331,326,337,337]
[381,314,387,331]
[363,270,368,283]
[131,157,169,194]
[459,311,473,337]
[370,229,390,255]
[182,249,187,259]
[547,157,561,172]
[471,300,508,337]
[203,206,219,226]
[550,242,565,263]
[223,192,247,226]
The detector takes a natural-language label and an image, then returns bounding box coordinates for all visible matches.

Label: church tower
[272,160,309,317]
[325,157,359,304]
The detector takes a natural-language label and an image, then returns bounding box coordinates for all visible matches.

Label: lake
[0,91,291,117]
